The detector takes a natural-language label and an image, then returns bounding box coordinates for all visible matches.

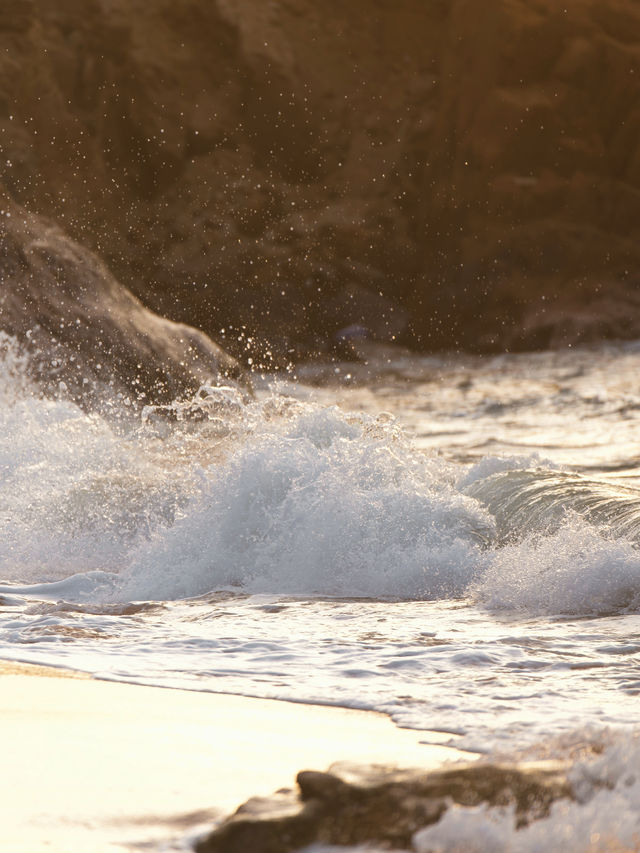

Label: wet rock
[0,191,242,406]
[195,760,571,852]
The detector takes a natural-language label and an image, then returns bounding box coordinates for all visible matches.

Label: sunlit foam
[414,728,640,853]
[4,336,640,618]
[116,405,495,601]
[473,516,640,616]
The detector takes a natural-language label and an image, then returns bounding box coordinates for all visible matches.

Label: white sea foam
[4,336,640,620]
[0,392,198,580]
[0,343,201,581]
[473,517,640,616]
[414,729,640,853]
[457,452,555,490]
[116,405,494,601]
[4,341,640,769]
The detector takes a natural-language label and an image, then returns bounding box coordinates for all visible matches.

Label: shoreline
[0,660,476,852]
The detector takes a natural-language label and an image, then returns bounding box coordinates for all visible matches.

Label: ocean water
[4,334,640,848]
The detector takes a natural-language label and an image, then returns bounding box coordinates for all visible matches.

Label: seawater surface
[4,337,640,849]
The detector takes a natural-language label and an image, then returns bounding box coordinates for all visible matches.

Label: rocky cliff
[2,0,640,360]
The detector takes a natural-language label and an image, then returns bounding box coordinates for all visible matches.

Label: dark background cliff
[3,0,640,364]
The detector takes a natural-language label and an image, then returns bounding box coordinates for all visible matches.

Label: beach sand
[0,660,475,852]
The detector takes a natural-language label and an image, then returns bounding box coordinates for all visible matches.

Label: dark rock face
[0,191,241,405]
[2,1,640,359]
[195,761,571,852]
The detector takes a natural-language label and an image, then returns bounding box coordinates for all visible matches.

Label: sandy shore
[0,660,475,852]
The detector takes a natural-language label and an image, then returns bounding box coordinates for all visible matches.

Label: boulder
[195,760,571,853]
[0,190,242,406]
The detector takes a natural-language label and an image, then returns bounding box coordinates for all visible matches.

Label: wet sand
[0,660,475,852]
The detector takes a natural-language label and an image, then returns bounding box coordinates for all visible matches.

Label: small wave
[0,342,494,602]
[465,468,640,542]
[465,469,640,616]
[0,571,119,602]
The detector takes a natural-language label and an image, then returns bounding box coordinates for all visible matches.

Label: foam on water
[3,335,640,617]
[116,405,494,602]
[0,389,200,582]
[0,334,495,602]
[412,729,640,853]
[5,338,640,850]
[474,518,640,616]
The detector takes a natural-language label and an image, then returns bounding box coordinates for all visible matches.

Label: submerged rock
[0,192,242,406]
[195,760,571,852]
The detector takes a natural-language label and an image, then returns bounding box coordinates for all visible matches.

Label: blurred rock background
[2,0,640,365]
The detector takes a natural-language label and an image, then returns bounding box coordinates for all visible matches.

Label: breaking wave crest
[465,468,640,615]
[473,518,640,616]
[465,468,640,543]
[3,337,640,615]
[117,404,494,601]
